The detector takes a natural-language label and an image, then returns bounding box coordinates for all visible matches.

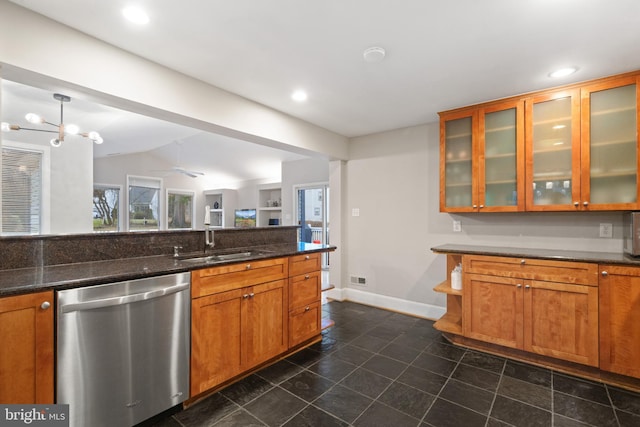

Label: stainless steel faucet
[205,227,215,249]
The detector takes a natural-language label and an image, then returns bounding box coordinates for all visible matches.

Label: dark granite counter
[431,244,640,265]
[0,242,335,297]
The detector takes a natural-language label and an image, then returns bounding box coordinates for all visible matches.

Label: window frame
[126,175,163,232]
[166,188,195,230]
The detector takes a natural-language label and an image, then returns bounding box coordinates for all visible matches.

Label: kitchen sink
[177,250,273,264]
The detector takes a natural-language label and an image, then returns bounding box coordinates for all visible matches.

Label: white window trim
[126,174,163,232]
[1,140,51,234]
[93,183,123,233]
[165,188,196,230]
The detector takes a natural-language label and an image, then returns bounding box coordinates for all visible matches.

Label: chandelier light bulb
[65,124,80,135]
[50,138,62,147]
[94,136,104,145]
[25,113,43,124]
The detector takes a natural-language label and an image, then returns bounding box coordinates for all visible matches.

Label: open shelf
[433,312,462,335]
[433,281,462,296]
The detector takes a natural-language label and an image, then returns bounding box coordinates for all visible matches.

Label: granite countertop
[0,242,335,297]
[431,244,640,265]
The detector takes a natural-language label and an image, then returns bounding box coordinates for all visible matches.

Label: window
[1,144,47,235]
[93,184,121,232]
[166,189,194,230]
[127,175,162,231]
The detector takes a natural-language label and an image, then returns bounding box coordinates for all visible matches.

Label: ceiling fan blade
[173,166,204,178]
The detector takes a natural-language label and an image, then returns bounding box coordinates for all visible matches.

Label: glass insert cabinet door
[440,112,476,211]
[581,77,639,209]
[525,89,581,211]
[478,101,524,211]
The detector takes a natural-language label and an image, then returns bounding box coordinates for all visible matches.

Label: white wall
[342,121,625,319]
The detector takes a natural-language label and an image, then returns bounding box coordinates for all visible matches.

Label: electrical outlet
[453,220,461,232]
[599,223,613,238]
[351,208,360,217]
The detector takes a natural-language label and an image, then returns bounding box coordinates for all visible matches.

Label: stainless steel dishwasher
[57,272,190,427]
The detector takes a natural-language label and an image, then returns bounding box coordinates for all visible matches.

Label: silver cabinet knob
[516,284,522,288]
[601,271,608,277]
[520,259,526,265]
[305,255,310,260]
[41,301,51,310]
[305,306,310,312]
[574,201,579,207]
[305,275,310,280]
[243,294,249,299]
[583,201,589,206]
[246,264,251,270]
[473,204,478,208]
[479,205,484,208]
[249,293,255,298]
[525,284,531,289]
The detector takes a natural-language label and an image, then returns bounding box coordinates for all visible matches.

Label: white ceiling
[4,0,640,177]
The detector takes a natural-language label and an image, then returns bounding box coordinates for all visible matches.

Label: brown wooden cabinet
[440,100,525,213]
[462,255,599,367]
[0,291,54,404]
[288,253,322,347]
[190,258,288,396]
[599,264,640,378]
[441,70,640,212]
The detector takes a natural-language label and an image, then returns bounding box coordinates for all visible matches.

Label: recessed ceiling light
[122,6,150,25]
[291,90,308,102]
[363,46,386,63]
[549,67,578,78]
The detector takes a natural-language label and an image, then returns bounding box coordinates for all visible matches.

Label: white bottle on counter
[451,263,462,290]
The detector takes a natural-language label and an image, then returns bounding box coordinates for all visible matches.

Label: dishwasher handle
[60,282,190,313]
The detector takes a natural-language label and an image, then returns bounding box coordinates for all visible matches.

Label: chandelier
[1,93,103,147]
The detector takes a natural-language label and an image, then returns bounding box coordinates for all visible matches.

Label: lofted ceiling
[3,0,640,179]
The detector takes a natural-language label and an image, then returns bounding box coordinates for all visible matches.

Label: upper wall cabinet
[580,76,639,210]
[440,71,640,212]
[525,88,581,211]
[440,100,524,212]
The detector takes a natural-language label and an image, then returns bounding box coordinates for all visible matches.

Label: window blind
[1,147,43,235]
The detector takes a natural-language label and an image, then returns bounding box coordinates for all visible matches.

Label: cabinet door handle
[516,284,522,288]
[305,306,310,311]
[243,294,249,299]
[305,275,310,280]
[479,205,484,208]
[249,293,255,298]
[583,201,589,206]
[525,284,531,289]
[41,301,51,310]
[574,201,579,207]
[473,204,478,208]
[601,271,608,277]
[305,255,310,260]
[246,264,251,270]
[520,259,526,265]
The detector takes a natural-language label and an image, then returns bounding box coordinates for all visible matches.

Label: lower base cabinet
[464,273,599,367]
[191,279,287,396]
[599,265,640,378]
[0,291,54,404]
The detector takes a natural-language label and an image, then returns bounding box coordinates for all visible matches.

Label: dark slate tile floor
[147,301,640,427]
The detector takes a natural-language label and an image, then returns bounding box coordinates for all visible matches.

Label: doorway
[295,184,329,268]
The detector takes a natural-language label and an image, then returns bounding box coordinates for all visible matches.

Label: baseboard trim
[324,287,445,320]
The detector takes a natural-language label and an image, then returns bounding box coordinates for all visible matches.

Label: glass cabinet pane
[444,117,473,208]
[531,97,573,206]
[589,84,637,204]
[484,108,517,206]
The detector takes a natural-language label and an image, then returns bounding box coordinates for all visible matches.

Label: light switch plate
[453,220,461,232]
[351,208,360,217]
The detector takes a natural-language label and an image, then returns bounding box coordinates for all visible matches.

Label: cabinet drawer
[289,301,321,347]
[289,271,321,309]
[463,255,598,286]
[289,253,321,276]
[192,257,288,298]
